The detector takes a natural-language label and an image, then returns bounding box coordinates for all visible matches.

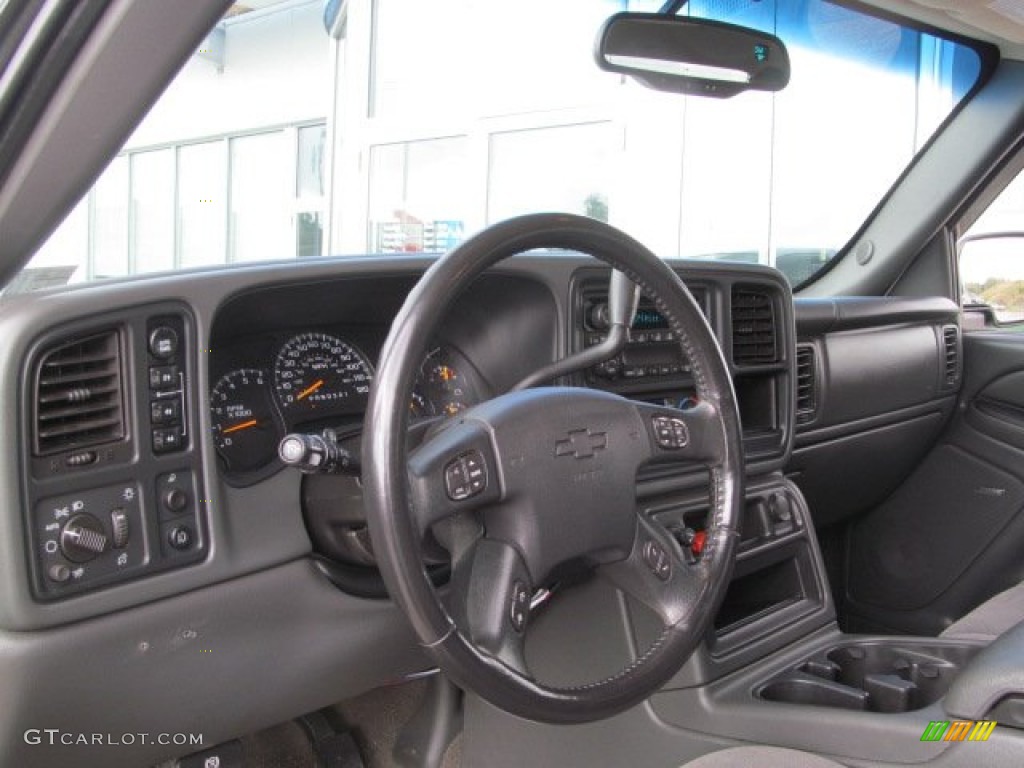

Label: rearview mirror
[595,13,790,98]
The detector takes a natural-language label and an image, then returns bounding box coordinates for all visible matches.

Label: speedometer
[274,332,373,416]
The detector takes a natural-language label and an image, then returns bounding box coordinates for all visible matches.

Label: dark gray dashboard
[0,253,794,629]
[0,252,967,767]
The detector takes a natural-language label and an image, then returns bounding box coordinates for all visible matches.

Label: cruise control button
[510,581,530,632]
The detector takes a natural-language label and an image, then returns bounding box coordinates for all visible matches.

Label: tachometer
[274,332,373,416]
[210,369,281,472]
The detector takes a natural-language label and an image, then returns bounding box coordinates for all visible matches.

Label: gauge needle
[296,379,325,401]
[222,419,258,434]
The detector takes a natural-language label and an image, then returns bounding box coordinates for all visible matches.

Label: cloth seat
[682,746,845,767]
[940,582,1024,643]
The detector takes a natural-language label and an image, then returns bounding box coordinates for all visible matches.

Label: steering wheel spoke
[448,537,532,675]
[633,399,726,466]
[406,419,502,536]
[599,515,703,627]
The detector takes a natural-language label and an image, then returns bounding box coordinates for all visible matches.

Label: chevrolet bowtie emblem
[555,429,607,460]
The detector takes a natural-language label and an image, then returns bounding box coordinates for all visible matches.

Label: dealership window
[130,149,176,274]
[487,122,619,225]
[91,157,130,278]
[296,123,327,257]
[367,137,469,252]
[178,141,227,269]
[229,131,289,262]
[26,121,326,283]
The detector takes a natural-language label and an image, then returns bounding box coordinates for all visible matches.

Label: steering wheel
[362,213,744,724]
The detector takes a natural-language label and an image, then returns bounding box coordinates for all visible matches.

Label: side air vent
[34,330,125,455]
[942,325,960,388]
[731,286,778,365]
[795,345,817,425]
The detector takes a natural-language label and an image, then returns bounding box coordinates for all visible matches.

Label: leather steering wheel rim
[362,213,744,724]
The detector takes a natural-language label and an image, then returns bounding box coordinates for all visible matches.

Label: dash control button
[110,508,129,548]
[167,525,193,551]
[149,326,179,359]
[48,564,71,584]
[149,365,179,389]
[163,488,189,514]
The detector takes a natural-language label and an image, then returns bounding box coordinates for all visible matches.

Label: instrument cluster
[209,331,485,481]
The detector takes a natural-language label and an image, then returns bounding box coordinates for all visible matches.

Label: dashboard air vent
[731,286,778,365]
[795,345,817,425]
[34,330,125,455]
[942,325,960,388]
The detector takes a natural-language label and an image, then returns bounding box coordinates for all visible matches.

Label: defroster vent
[34,330,125,455]
[731,286,778,365]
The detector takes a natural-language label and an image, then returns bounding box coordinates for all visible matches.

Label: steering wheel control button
[148,326,179,359]
[510,581,530,632]
[444,451,487,501]
[167,525,194,551]
[642,539,672,581]
[651,415,689,449]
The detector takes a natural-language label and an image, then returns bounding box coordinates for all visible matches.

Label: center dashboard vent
[33,330,125,455]
[795,345,817,425]
[731,286,778,365]
[942,324,960,389]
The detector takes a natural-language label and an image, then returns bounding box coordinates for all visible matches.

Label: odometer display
[274,332,373,416]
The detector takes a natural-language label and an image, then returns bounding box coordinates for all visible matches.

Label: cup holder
[758,641,979,713]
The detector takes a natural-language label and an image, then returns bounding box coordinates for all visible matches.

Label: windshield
[14,0,985,293]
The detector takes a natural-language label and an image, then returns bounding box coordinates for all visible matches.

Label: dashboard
[0,249,967,767]
[0,256,796,625]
